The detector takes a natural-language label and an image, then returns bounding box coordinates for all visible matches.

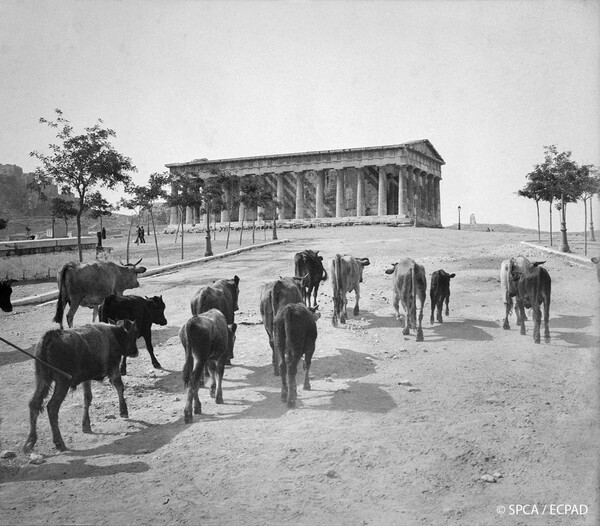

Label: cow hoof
[152,362,162,369]
[184,413,193,424]
[194,406,202,415]
[544,336,550,343]
[430,319,434,325]
[502,321,510,330]
[120,411,129,419]
[55,442,67,452]
[534,338,541,344]
[416,332,424,342]
[353,307,359,316]
[82,425,92,434]
[402,327,410,336]
[437,318,443,324]
[287,400,296,408]
[303,383,311,391]
[215,395,223,404]
[520,329,526,336]
[225,360,232,366]
[22,439,36,454]
[273,369,280,377]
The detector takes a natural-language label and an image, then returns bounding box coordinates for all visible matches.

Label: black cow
[273,302,320,408]
[99,294,168,375]
[294,250,328,307]
[592,257,600,282]
[509,264,551,344]
[0,279,16,312]
[23,320,138,453]
[260,277,304,375]
[179,309,237,423]
[430,269,455,324]
[385,258,427,341]
[190,275,240,362]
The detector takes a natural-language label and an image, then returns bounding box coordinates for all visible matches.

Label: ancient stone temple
[165,139,444,227]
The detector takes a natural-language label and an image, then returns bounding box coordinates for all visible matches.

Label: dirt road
[1,227,598,525]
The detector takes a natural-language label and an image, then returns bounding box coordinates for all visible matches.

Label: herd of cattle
[0,249,598,453]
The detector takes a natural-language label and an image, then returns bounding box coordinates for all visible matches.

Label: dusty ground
[1,226,598,525]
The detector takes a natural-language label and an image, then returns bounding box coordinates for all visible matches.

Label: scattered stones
[397,380,412,386]
[1,450,16,459]
[325,469,338,478]
[174,397,181,402]
[480,474,497,483]
[105,415,116,420]
[408,387,421,393]
[493,472,503,479]
[28,453,45,465]
[135,449,151,455]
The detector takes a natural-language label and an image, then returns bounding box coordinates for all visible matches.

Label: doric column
[378,166,387,216]
[315,170,325,218]
[257,206,265,221]
[428,175,434,220]
[398,166,407,216]
[413,168,421,222]
[169,183,178,225]
[420,171,427,217]
[335,169,344,218]
[276,173,285,220]
[434,176,441,224]
[356,169,365,217]
[295,171,305,219]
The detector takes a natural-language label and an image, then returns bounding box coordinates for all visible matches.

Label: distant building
[0,163,58,211]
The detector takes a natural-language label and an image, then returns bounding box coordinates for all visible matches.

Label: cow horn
[133,258,143,266]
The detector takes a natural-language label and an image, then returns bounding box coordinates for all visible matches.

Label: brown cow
[23,320,139,453]
[259,277,304,375]
[190,275,240,363]
[385,258,427,341]
[273,302,320,407]
[330,254,370,326]
[509,264,551,344]
[179,309,237,423]
[54,259,146,328]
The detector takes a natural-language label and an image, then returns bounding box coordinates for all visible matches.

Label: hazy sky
[1,0,598,229]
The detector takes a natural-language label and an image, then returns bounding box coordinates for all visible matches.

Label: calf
[273,303,320,408]
[430,270,455,324]
[99,294,168,375]
[509,264,551,344]
[500,256,545,329]
[385,258,427,341]
[294,249,328,307]
[190,275,240,362]
[179,309,237,423]
[260,277,304,375]
[591,257,600,282]
[330,254,370,326]
[23,320,138,453]
[0,279,16,312]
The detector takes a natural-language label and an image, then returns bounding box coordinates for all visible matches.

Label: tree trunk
[584,198,588,256]
[272,216,278,240]
[126,214,135,264]
[226,217,232,250]
[239,208,245,246]
[252,218,256,244]
[549,201,553,246]
[181,206,185,260]
[76,208,83,262]
[558,194,571,252]
[51,216,55,238]
[150,208,161,266]
[590,197,596,242]
[536,199,540,243]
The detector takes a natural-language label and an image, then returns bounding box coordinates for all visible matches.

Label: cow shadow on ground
[351,310,403,329]
[141,325,181,349]
[549,315,593,330]
[0,344,35,367]
[6,457,150,483]
[551,315,599,348]
[429,319,497,342]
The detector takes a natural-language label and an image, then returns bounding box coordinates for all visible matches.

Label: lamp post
[458,206,461,230]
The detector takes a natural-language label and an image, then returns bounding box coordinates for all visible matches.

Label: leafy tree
[518,171,545,243]
[0,218,7,231]
[200,171,228,256]
[579,166,600,253]
[239,175,274,244]
[124,172,169,264]
[29,109,135,261]
[86,191,114,231]
[166,171,203,260]
[51,196,77,238]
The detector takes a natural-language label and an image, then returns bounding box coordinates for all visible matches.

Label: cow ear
[592,257,600,264]
[229,323,237,334]
[385,268,395,275]
[234,275,240,286]
[108,318,116,325]
[135,266,147,274]
[449,273,456,278]
[362,258,371,266]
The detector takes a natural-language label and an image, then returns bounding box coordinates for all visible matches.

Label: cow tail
[331,255,341,324]
[182,324,194,388]
[410,266,417,327]
[284,306,295,357]
[53,264,70,327]
[31,334,58,413]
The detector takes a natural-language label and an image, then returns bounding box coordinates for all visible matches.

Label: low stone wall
[0,237,97,257]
